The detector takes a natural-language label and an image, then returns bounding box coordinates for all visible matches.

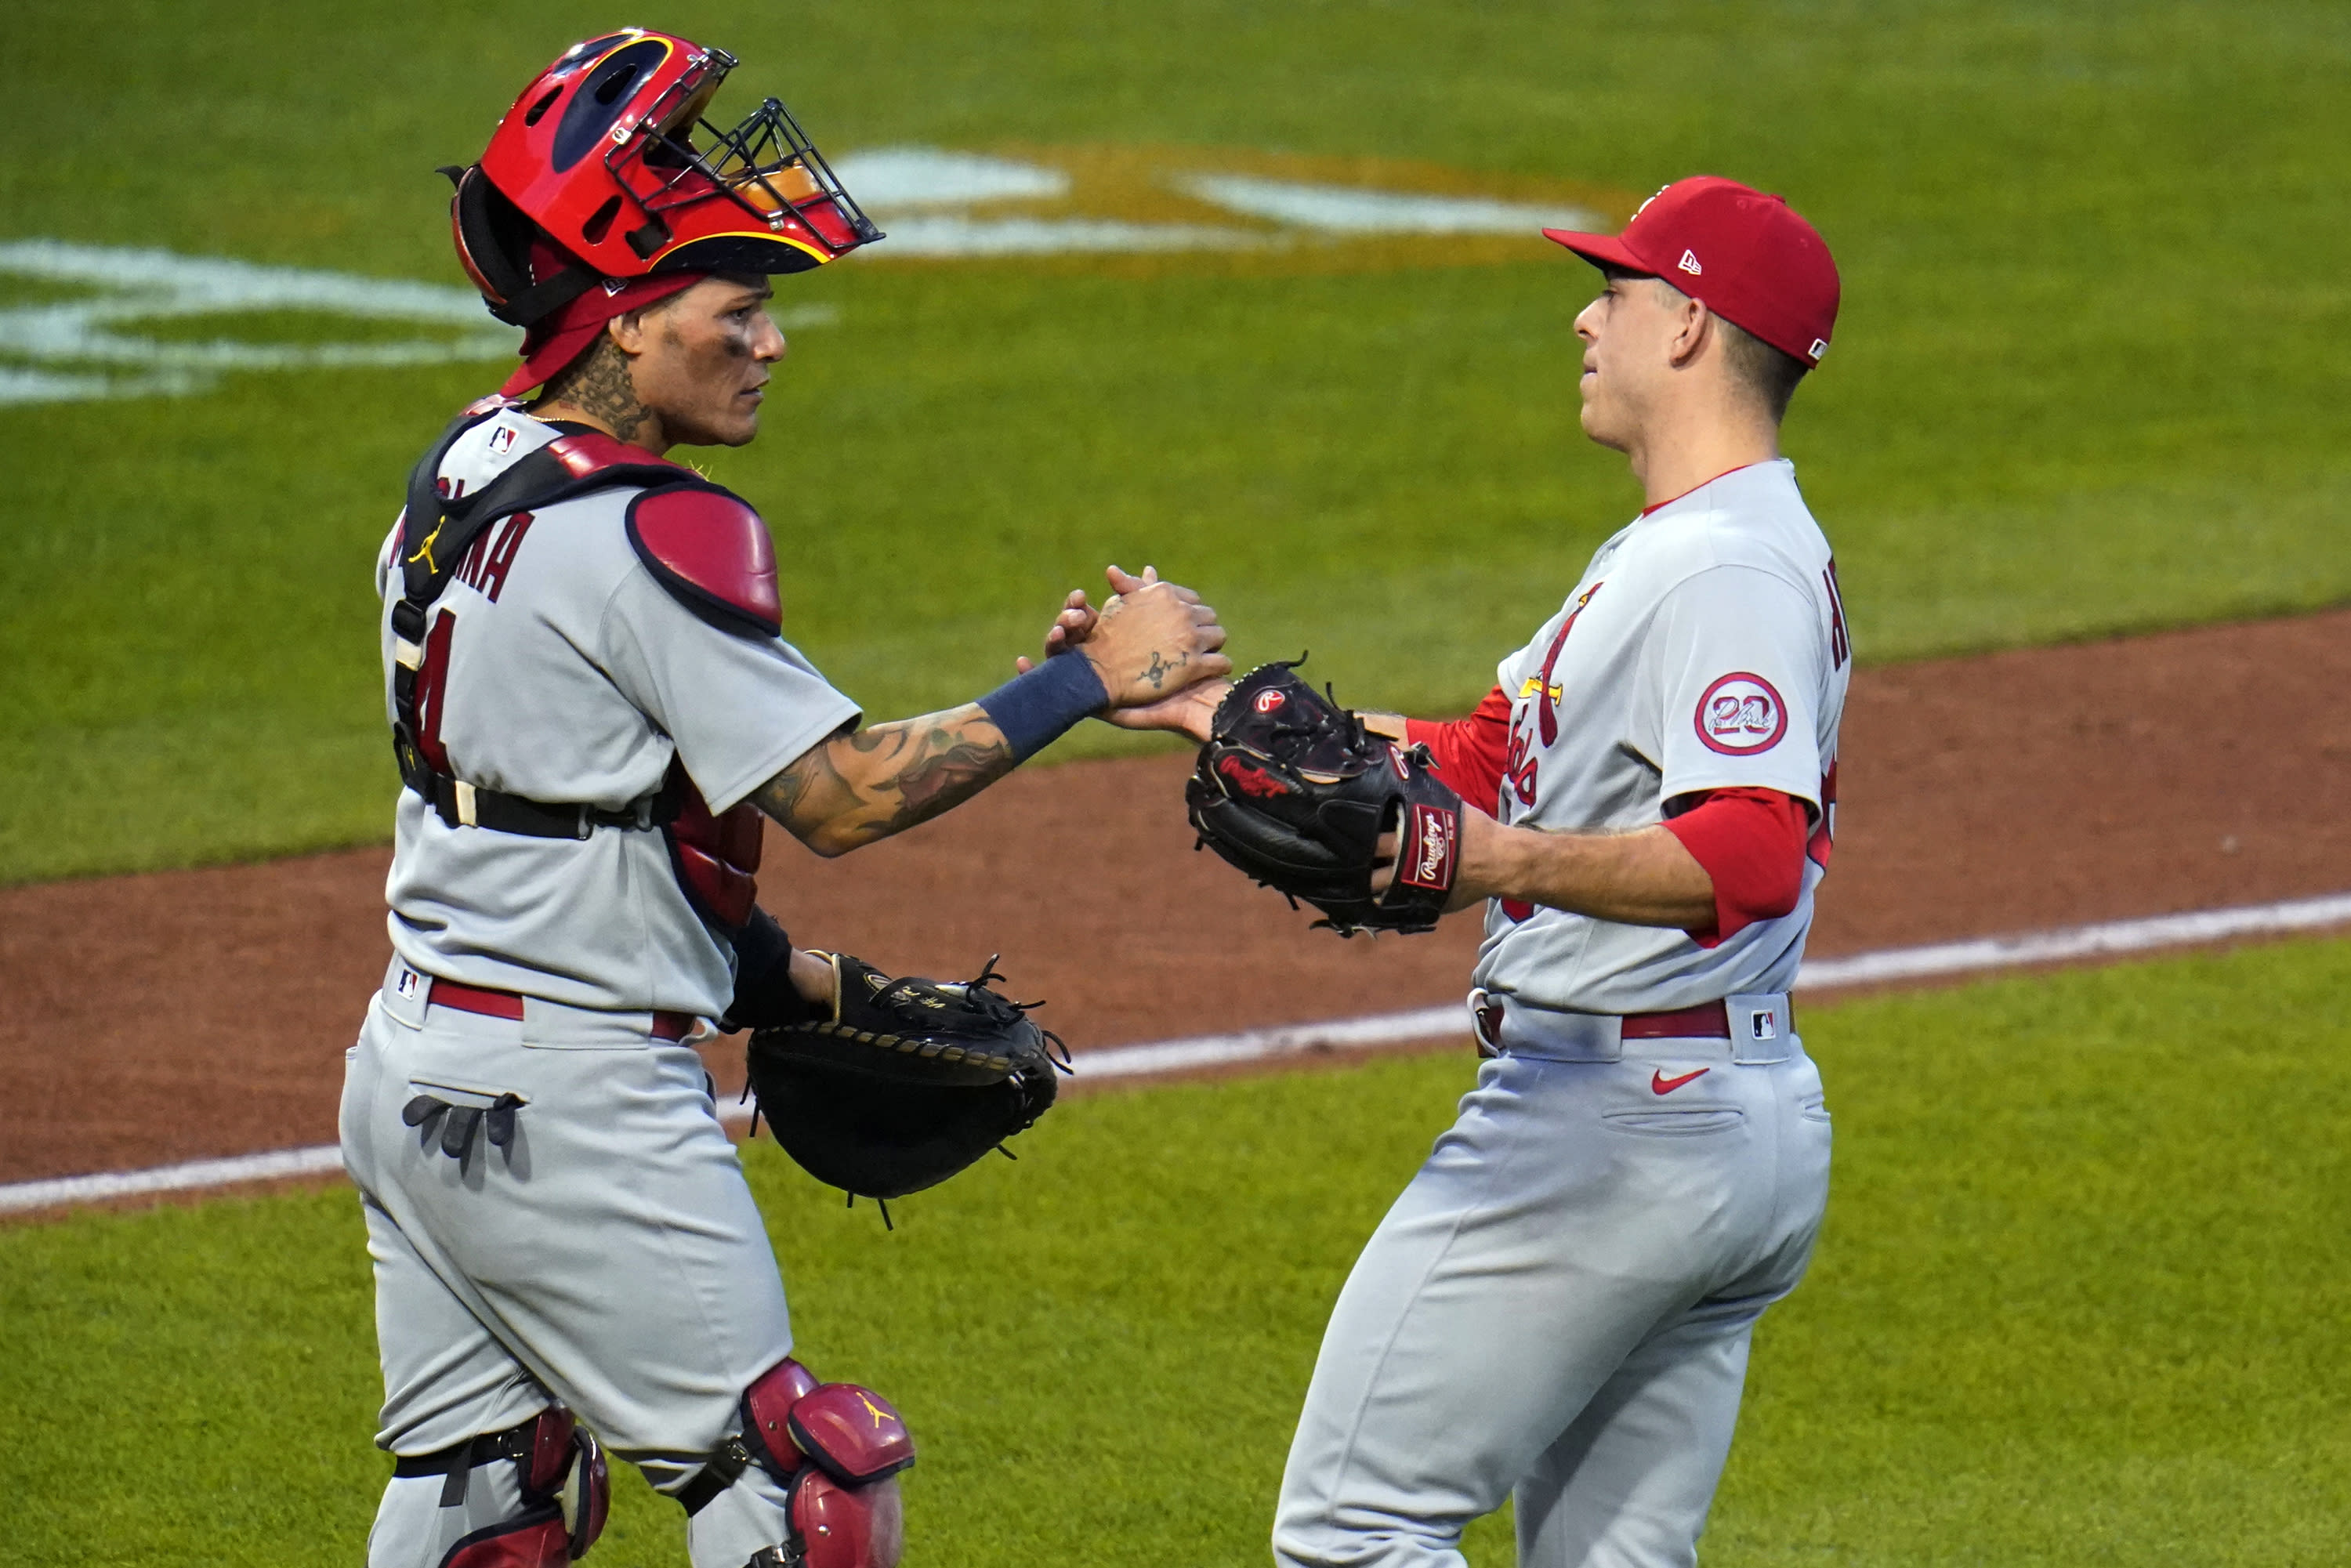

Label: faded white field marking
[9,891,2348,1214]
[825,146,1603,257]
[829,148,1072,208]
[826,148,1265,255]
[0,240,835,405]
[1171,173,1600,235]
[865,215,1270,257]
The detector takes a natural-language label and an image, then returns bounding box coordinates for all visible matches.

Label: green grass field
[4,1,2348,882]
[5,8,2348,1563]
[5,940,2347,1566]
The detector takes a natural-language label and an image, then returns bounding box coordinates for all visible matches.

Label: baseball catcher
[341,29,1226,1568]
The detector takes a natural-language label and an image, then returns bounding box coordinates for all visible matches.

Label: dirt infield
[6,609,2349,1187]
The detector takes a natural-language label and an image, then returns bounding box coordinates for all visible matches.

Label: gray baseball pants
[1273,1034,1831,1568]
[340,969,801,1567]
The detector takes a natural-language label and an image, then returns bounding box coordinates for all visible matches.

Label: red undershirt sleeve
[1659,787,1811,946]
[1404,685,1515,817]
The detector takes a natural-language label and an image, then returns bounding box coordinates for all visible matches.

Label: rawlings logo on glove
[1183,661,1465,936]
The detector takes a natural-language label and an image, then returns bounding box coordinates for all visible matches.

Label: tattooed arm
[755,567,1230,855]
[752,706,1016,857]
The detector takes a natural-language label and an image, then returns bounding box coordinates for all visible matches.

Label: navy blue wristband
[976,653,1111,762]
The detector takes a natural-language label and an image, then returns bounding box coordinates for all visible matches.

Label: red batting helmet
[445,29,881,328]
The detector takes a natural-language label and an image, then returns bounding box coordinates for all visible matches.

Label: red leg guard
[791,1470,905,1568]
[440,1508,570,1568]
[787,1385,915,1487]
[738,1356,824,1477]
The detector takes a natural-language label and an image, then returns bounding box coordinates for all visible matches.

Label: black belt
[675,1436,760,1516]
[411,767,676,840]
[392,1417,536,1507]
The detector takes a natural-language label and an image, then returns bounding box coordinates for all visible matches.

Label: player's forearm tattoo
[753,708,1016,852]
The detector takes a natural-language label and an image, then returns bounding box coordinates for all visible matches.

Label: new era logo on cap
[1678,249,1703,276]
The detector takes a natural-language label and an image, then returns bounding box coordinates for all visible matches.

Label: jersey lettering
[1505,723,1538,809]
[1822,559,1849,671]
[1531,583,1603,748]
[1505,581,1604,808]
[414,609,458,774]
[455,511,536,603]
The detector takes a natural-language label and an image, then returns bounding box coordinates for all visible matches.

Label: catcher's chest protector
[391,400,773,929]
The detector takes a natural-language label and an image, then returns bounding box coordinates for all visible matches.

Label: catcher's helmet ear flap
[444,162,600,329]
[446,165,534,311]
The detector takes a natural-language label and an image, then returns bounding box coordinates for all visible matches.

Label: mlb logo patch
[488,425,516,455]
[395,967,422,1001]
[1750,1007,1777,1041]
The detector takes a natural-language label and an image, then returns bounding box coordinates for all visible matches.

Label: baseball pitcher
[1098,176,1847,1566]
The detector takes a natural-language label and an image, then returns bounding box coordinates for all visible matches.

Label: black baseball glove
[1184,661,1465,936]
[745,953,1070,1209]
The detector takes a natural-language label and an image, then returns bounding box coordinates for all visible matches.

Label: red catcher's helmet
[447,30,881,328]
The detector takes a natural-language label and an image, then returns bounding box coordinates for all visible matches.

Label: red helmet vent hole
[523,88,561,126]
[581,196,622,246]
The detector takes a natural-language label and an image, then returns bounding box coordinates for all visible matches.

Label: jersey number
[412,609,458,774]
[406,514,533,779]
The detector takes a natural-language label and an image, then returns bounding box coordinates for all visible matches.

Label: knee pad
[742,1469,905,1568]
[743,1368,915,1490]
[397,1404,610,1566]
[684,1358,915,1568]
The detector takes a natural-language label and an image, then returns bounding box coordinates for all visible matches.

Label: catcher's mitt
[1184,661,1465,935]
[745,954,1069,1210]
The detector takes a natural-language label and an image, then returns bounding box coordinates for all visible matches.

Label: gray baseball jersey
[1274,461,1844,1568]
[1473,458,1849,1016]
[351,404,857,1564]
[371,407,860,1019]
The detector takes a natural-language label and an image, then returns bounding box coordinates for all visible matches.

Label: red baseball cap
[1543,176,1839,368]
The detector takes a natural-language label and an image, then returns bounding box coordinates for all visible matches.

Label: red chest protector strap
[390,402,772,930]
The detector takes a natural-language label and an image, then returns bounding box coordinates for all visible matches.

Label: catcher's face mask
[458,29,881,324]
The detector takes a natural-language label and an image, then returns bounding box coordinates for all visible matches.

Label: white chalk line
[9,890,2351,1215]
[0,240,840,406]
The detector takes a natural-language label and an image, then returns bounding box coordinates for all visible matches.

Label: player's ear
[1665,292,1711,370]
[604,310,652,359]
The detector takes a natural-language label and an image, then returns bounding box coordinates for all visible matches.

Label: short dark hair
[1595,263,1809,422]
[1718,317,1809,422]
